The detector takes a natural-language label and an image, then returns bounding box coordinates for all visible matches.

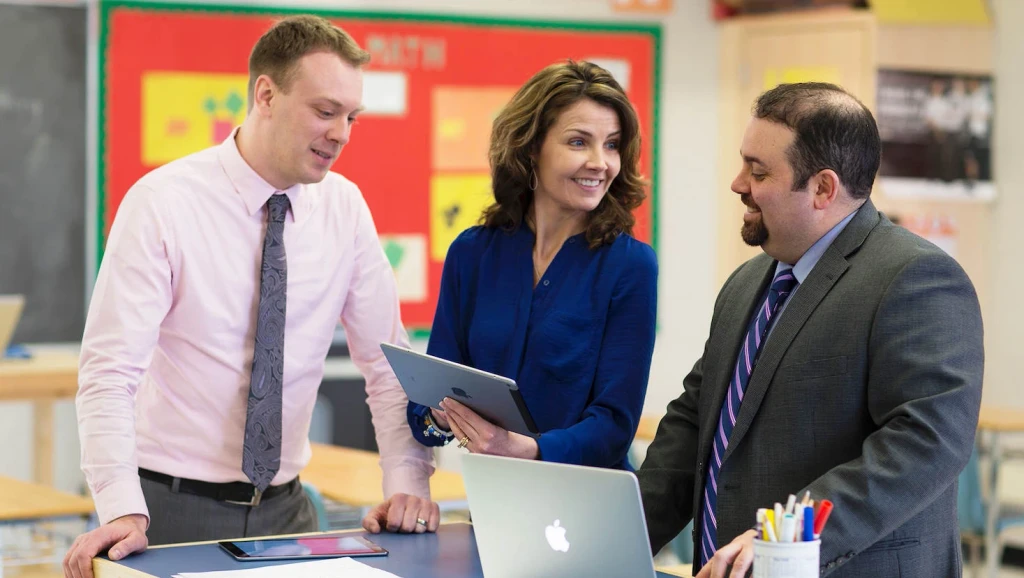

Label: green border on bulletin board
[95,1,662,337]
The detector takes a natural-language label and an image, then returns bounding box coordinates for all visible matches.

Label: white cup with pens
[752,492,832,578]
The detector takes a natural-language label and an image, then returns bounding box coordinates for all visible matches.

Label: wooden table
[636,414,662,442]
[300,442,466,508]
[0,476,95,577]
[0,476,93,523]
[0,344,80,485]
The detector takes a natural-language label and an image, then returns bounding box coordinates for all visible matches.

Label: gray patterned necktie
[242,193,290,492]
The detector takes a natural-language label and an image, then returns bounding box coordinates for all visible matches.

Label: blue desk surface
[102,523,677,577]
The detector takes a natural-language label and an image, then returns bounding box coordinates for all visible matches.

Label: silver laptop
[0,295,25,354]
[462,454,657,578]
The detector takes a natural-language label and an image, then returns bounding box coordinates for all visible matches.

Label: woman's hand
[441,397,539,460]
[429,408,450,431]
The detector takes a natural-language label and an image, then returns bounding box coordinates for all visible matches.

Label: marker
[757,509,769,541]
[785,494,797,515]
[802,506,815,541]
[813,500,834,539]
[765,510,777,542]
[765,514,778,542]
[774,503,784,538]
[780,513,796,542]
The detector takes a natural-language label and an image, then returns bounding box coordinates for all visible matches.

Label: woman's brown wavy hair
[481,59,647,249]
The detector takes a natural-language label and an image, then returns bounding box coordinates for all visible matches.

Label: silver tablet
[380,343,539,438]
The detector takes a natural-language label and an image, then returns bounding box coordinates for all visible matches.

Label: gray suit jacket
[637,202,984,577]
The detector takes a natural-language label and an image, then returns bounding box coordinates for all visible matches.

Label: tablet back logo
[451,387,472,399]
[545,519,570,552]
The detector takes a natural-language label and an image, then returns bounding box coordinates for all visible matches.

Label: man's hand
[696,530,757,578]
[362,493,440,534]
[442,397,539,459]
[63,513,148,578]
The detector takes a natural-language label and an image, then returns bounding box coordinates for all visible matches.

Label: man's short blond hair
[247,15,370,110]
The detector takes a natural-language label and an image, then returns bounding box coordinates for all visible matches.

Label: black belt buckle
[225,487,263,507]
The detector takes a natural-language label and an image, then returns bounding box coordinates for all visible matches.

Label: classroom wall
[0,0,720,490]
[984,0,1024,408]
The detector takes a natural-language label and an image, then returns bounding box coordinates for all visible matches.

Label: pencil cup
[752,538,819,578]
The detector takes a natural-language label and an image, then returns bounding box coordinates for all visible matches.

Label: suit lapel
[721,202,881,463]
[697,259,775,465]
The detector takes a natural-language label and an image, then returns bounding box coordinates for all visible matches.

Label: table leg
[33,401,54,486]
[985,431,1002,578]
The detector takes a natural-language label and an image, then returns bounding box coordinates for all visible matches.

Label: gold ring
[457,436,470,449]
[416,517,427,526]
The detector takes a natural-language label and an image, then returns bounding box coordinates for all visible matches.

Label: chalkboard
[0,3,87,343]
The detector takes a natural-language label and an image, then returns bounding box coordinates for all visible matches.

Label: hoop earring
[529,168,538,191]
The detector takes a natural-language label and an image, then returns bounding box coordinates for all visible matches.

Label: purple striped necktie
[242,193,290,493]
[698,269,798,568]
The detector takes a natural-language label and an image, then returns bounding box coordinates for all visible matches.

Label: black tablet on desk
[219,535,387,561]
[380,343,540,438]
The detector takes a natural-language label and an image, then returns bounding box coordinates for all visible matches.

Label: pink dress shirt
[77,130,433,525]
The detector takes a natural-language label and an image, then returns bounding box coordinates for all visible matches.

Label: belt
[139,468,297,507]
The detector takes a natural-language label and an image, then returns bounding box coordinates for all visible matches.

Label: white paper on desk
[172,557,403,578]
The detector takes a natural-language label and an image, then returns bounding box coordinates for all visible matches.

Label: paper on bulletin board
[869,0,990,25]
[429,174,494,261]
[763,67,841,90]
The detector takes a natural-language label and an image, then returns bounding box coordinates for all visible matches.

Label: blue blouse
[407,225,657,470]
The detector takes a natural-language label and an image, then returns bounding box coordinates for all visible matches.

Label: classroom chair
[958,442,1024,578]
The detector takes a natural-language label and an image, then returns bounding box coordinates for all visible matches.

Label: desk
[977,405,1024,577]
[0,344,79,485]
[93,523,682,578]
[0,476,95,576]
[0,476,93,523]
[300,443,466,509]
[636,414,661,442]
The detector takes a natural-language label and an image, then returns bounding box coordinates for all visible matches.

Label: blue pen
[803,506,815,541]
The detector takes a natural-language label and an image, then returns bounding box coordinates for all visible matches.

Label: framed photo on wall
[876,69,995,202]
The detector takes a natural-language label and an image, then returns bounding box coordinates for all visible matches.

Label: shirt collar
[775,208,859,284]
[216,126,306,222]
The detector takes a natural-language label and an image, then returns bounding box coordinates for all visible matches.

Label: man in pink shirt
[63,16,438,578]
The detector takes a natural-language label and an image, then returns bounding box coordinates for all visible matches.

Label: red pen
[813,499,834,538]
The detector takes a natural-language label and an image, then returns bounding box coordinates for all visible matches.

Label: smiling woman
[404,60,658,472]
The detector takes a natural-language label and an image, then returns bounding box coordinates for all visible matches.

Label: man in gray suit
[638,82,983,577]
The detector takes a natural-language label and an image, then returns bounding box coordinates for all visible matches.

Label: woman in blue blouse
[407,60,657,470]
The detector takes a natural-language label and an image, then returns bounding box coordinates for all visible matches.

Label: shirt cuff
[381,460,433,501]
[407,402,452,447]
[536,431,574,465]
[93,476,151,527]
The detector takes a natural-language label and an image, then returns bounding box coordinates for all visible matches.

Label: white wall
[0,0,719,488]
[983,0,1024,408]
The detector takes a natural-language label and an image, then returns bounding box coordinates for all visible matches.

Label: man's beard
[741,196,768,246]
[741,218,768,246]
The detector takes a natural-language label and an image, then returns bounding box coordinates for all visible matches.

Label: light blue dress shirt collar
[774,208,860,284]
[763,208,859,343]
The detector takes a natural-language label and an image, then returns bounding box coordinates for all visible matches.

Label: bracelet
[423,412,455,442]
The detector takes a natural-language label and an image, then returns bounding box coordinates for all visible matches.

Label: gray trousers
[140,476,318,545]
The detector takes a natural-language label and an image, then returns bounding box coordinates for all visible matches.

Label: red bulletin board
[98,2,661,335]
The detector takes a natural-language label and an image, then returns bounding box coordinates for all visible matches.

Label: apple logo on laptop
[451,387,472,399]
[545,519,570,552]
